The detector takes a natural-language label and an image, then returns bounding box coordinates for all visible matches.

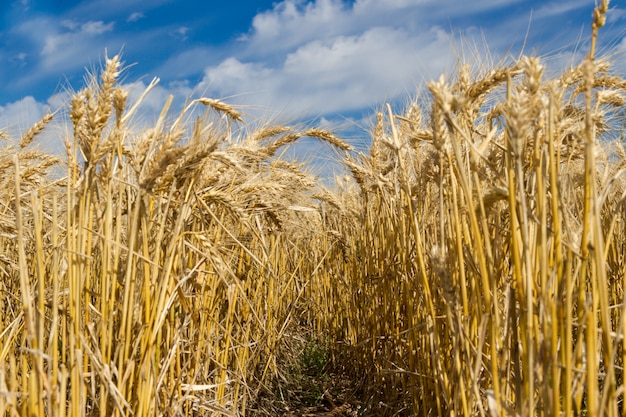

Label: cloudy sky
[1,0,625,157]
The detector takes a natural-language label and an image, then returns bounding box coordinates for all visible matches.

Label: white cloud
[8,52,28,67]
[354,0,431,12]
[241,0,526,57]
[532,0,592,19]
[69,0,173,21]
[8,12,171,97]
[29,20,124,81]
[170,26,189,41]
[61,19,78,30]
[42,20,114,57]
[0,96,62,153]
[120,79,198,128]
[42,34,68,56]
[4,0,606,136]
[0,96,46,138]
[199,25,453,117]
[190,0,552,119]
[191,0,597,119]
[195,0,524,118]
[58,19,114,34]
[607,7,626,24]
[244,0,353,54]
[125,80,175,114]
[81,20,115,35]
[127,12,145,22]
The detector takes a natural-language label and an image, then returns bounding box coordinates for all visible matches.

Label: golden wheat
[1,2,626,416]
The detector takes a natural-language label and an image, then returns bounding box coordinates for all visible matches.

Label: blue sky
[1,0,625,160]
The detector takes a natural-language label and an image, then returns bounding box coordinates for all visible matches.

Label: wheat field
[2,1,626,416]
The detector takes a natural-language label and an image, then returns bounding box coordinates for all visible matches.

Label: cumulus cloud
[0,96,46,138]
[199,24,453,117]
[196,1,473,117]
[190,0,598,119]
[244,0,353,54]
[2,0,609,131]
[240,0,526,58]
[0,96,65,154]
[118,78,200,128]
